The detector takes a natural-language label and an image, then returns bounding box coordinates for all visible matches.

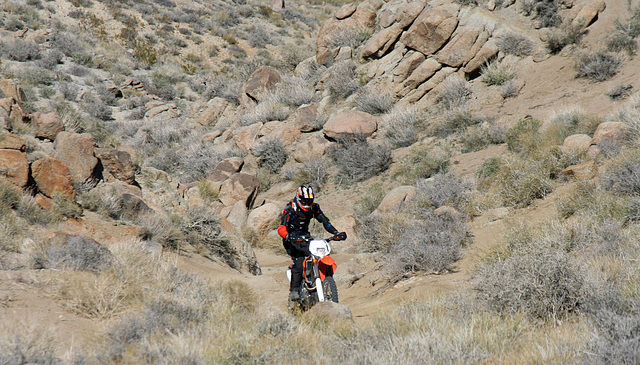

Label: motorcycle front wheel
[322,276,339,303]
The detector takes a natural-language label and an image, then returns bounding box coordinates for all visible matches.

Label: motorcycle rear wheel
[322,276,339,303]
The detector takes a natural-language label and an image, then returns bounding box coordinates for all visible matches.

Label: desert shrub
[353,87,393,115]
[136,213,183,250]
[240,100,291,125]
[51,32,85,57]
[435,109,484,137]
[607,84,634,100]
[607,32,638,55]
[16,195,56,225]
[559,181,631,222]
[246,25,273,48]
[47,234,114,272]
[253,138,287,174]
[436,75,471,110]
[35,49,63,70]
[387,211,466,278]
[415,173,473,209]
[329,133,391,182]
[1,40,41,61]
[0,179,20,209]
[96,84,118,106]
[576,51,622,81]
[481,60,516,86]
[585,308,640,365]
[83,95,113,120]
[522,0,561,27]
[497,32,535,56]
[356,213,408,253]
[271,77,315,108]
[474,225,610,323]
[505,117,541,154]
[500,80,519,98]
[396,144,450,183]
[326,60,359,101]
[14,67,54,86]
[493,156,552,207]
[279,42,314,71]
[326,26,370,50]
[196,179,219,202]
[294,157,329,191]
[353,183,385,217]
[181,206,234,266]
[600,149,640,196]
[476,157,503,190]
[0,322,60,365]
[381,107,422,148]
[545,25,585,54]
[204,76,243,104]
[460,124,492,153]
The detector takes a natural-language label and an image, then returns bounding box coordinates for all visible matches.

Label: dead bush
[396,144,450,183]
[414,173,473,209]
[47,235,114,272]
[545,25,585,54]
[253,138,288,174]
[326,60,359,101]
[353,87,393,115]
[381,107,422,148]
[329,134,391,182]
[497,32,535,56]
[600,149,640,196]
[181,206,238,269]
[576,51,622,82]
[436,75,471,110]
[585,308,640,364]
[294,157,329,191]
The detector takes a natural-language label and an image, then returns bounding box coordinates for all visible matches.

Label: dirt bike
[287,235,340,310]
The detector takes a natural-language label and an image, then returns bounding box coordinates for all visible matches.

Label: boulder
[225,200,248,232]
[0,133,25,150]
[436,11,496,68]
[208,157,245,183]
[403,67,456,103]
[0,149,28,188]
[463,39,499,74]
[395,58,442,98]
[591,122,629,146]
[0,80,26,103]
[295,104,319,132]
[361,24,404,59]
[227,235,262,275]
[233,122,263,151]
[31,157,76,199]
[571,0,606,29]
[270,0,284,10]
[54,132,98,186]
[144,103,181,121]
[400,5,459,56]
[219,172,260,208]
[374,186,417,214]
[247,202,281,234]
[202,130,222,143]
[292,134,332,162]
[561,134,592,153]
[0,97,28,130]
[243,66,281,104]
[258,121,300,146]
[95,148,137,185]
[336,3,357,19]
[198,97,231,126]
[562,160,597,181]
[31,112,65,140]
[323,110,378,139]
[392,51,426,83]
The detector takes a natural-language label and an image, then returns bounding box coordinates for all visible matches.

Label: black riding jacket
[279,201,338,257]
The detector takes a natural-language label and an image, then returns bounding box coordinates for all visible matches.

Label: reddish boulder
[219,172,260,208]
[0,80,26,103]
[208,157,245,183]
[591,122,629,146]
[400,5,459,56]
[323,110,377,139]
[0,133,25,150]
[31,157,76,199]
[0,149,29,188]
[562,160,597,181]
[54,132,98,185]
[243,66,281,104]
[32,112,65,140]
[295,104,319,132]
[95,148,137,185]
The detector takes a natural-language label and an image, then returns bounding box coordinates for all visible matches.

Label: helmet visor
[299,197,313,207]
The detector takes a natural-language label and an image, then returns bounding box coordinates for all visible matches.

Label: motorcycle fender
[318,256,337,281]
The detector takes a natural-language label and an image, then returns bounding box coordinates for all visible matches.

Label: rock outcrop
[31,157,76,199]
[54,132,98,186]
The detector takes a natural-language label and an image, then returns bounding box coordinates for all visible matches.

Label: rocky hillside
[1,0,640,363]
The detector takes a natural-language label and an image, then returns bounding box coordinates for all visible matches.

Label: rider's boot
[288,290,300,309]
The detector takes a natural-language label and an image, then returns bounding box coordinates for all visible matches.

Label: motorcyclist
[277,185,346,307]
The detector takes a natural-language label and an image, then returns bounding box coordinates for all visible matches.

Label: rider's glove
[336,232,347,241]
